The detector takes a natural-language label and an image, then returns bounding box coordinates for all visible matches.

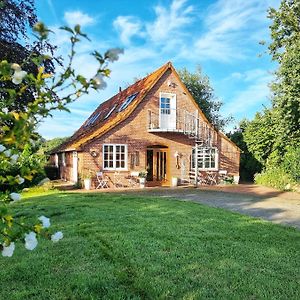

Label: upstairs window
[118,92,139,112]
[160,97,171,114]
[103,144,127,170]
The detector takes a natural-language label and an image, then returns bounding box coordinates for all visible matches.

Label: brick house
[50,62,240,188]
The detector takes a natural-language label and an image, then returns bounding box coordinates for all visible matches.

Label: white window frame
[103,144,128,171]
[191,147,218,171]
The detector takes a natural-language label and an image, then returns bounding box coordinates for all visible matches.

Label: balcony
[147,108,214,145]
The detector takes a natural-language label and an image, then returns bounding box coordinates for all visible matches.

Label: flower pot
[139,177,146,188]
[171,177,178,187]
[233,175,240,184]
[84,178,91,190]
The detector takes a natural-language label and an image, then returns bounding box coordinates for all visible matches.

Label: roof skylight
[104,104,117,119]
[118,92,139,112]
[85,112,101,127]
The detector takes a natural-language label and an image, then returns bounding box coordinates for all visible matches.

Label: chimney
[119,87,122,93]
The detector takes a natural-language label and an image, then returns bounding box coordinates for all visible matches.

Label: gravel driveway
[128,184,300,229]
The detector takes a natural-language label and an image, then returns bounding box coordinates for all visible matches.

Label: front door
[146,148,168,186]
[160,93,176,130]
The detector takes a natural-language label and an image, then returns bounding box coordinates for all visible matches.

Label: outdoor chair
[113,172,124,188]
[96,171,109,189]
[127,171,139,187]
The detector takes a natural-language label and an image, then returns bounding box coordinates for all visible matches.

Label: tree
[227,119,262,181]
[241,0,300,189]
[0,21,123,256]
[0,0,59,112]
[179,67,232,130]
[267,0,300,153]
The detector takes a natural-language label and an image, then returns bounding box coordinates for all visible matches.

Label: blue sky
[36,0,280,139]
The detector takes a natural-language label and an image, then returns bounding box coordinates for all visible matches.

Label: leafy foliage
[254,166,297,191]
[0,20,122,255]
[227,120,262,181]
[0,0,36,43]
[0,0,59,112]
[242,1,300,189]
[179,67,232,130]
[40,137,69,155]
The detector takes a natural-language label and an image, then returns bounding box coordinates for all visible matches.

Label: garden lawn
[1,191,299,299]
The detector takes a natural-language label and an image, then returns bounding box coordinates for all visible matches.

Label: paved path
[59,181,300,229]
[128,184,300,229]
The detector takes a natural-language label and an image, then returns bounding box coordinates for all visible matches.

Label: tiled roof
[52,61,171,152]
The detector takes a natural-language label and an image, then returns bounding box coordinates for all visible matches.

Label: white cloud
[64,11,95,27]
[193,0,280,62]
[113,16,143,45]
[146,0,194,43]
[222,69,273,118]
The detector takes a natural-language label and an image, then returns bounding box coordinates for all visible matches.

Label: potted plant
[138,170,148,188]
[81,169,93,190]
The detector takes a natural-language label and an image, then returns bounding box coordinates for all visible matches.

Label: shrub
[282,146,300,182]
[254,166,297,191]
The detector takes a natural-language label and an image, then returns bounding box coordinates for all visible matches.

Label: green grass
[1,191,300,299]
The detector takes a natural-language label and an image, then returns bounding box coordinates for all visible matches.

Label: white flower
[10,154,19,163]
[11,63,21,71]
[2,108,8,114]
[12,69,27,85]
[16,175,25,185]
[24,232,38,250]
[38,216,50,228]
[106,48,124,62]
[4,149,11,157]
[10,192,21,202]
[0,144,6,152]
[51,231,63,242]
[1,242,15,257]
[92,75,107,90]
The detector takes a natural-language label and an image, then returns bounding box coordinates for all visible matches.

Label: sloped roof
[52,62,171,152]
[52,61,240,153]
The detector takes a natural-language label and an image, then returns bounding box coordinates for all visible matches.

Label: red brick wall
[74,69,240,187]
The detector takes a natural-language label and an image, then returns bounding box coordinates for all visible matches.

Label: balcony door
[159,92,176,130]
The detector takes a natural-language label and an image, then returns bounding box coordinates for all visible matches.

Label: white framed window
[103,144,127,170]
[160,96,171,114]
[191,147,218,170]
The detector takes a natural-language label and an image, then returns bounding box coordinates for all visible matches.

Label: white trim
[192,147,218,171]
[102,144,128,171]
[62,152,66,167]
[54,154,58,167]
[72,151,78,183]
[159,92,177,129]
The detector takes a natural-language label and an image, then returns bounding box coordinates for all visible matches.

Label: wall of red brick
[51,69,240,186]
[78,70,239,187]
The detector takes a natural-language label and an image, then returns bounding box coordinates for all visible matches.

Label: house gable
[53,61,240,153]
